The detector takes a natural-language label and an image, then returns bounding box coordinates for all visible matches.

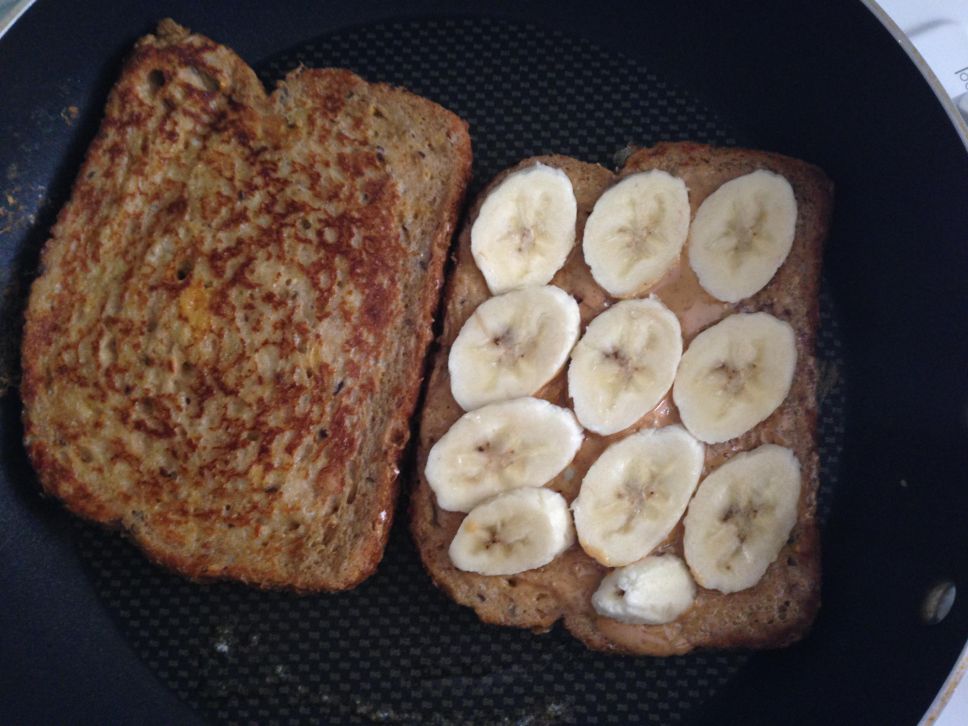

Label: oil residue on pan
[72,16,845,725]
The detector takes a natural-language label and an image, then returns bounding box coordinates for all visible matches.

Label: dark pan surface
[63,17,845,724]
[1,2,966,725]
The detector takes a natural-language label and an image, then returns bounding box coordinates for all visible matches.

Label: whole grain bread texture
[412,143,833,653]
[21,19,472,591]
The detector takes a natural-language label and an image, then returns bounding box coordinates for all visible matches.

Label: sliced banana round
[572,425,704,567]
[689,170,798,303]
[471,163,577,294]
[582,170,690,298]
[673,312,796,444]
[684,445,801,593]
[425,397,583,513]
[592,554,697,625]
[449,487,575,576]
[449,286,580,411]
[568,297,682,435]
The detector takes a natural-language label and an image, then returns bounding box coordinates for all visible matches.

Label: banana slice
[592,554,696,625]
[582,170,690,298]
[572,426,704,567]
[567,297,682,435]
[449,487,575,576]
[471,164,578,294]
[688,170,797,303]
[449,286,580,411]
[684,445,801,593]
[673,312,796,444]
[425,397,583,513]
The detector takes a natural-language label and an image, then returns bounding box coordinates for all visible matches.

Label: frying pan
[1,1,966,723]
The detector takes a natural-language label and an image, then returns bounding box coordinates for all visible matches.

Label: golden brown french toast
[21,19,472,591]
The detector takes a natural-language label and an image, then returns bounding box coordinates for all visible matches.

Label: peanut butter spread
[414,145,832,653]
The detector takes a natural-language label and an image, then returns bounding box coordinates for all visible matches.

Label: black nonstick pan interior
[1,2,966,724]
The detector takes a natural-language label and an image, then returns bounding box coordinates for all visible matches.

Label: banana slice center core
[715,200,769,272]
[612,197,669,268]
[596,325,660,404]
[609,468,672,533]
[716,490,777,570]
[490,327,530,364]
[705,341,767,416]
[478,521,530,554]
[603,345,654,385]
[501,193,554,261]
[710,360,757,395]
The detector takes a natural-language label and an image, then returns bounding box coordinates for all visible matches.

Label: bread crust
[412,143,832,653]
[21,19,472,591]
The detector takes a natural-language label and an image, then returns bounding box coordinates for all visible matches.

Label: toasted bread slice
[21,19,472,591]
[412,143,832,653]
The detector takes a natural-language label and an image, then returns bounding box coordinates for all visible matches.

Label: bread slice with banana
[411,143,832,653]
